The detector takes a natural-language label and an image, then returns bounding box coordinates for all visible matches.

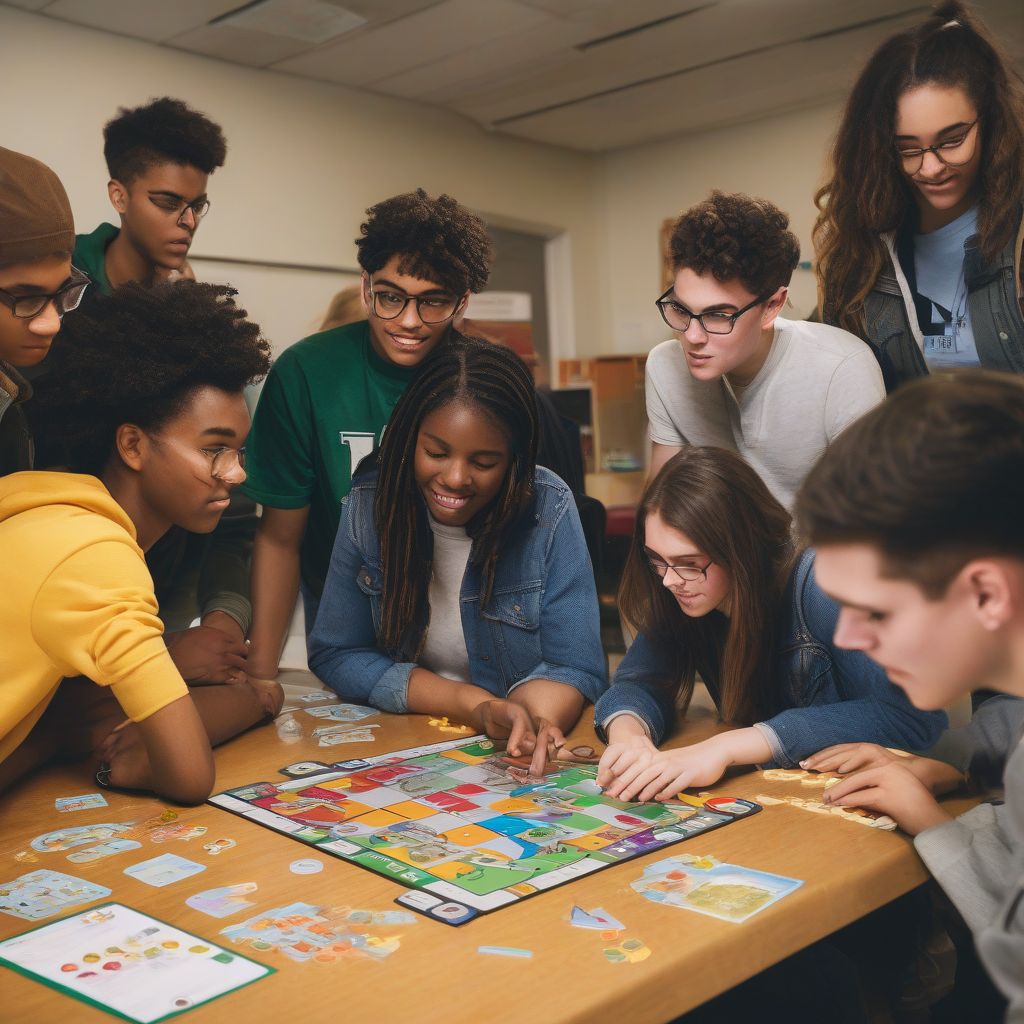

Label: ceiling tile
[38,0,241,42]
[169,23,316,66]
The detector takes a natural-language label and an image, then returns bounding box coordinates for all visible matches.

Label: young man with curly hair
[0,282,281,804]
[73,97,226,293]
[0,147,85,475]
[243,189,492,682]
[648,191,885,510]
[797,370,1024,1020]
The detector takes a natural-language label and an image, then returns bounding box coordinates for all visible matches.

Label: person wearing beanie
[73,97,226,294]
[0,146,84,476]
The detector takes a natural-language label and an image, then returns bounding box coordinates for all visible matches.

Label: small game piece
[289,859,324,875]
[0,870,112,921]
[279,761,333,778]
[0,903,271,1022]
[14,851,38,864]
[202,839,237,856]
[55,793,108,813]
[150,823,208,844]
[477,945,533,958]
[602,936,651,964]
[123,854,206,888]
[274,714,302,743]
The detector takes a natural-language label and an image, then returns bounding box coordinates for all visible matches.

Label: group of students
[0,0,1021,1018]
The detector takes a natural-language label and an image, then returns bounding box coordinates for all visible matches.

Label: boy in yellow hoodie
[0,281,280,804]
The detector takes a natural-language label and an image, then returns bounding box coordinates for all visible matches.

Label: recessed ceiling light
[214,0,367,44]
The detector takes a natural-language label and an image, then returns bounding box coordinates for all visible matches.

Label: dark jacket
[0,361,33,476]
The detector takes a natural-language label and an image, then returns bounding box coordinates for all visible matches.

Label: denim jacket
[307,465,607,712]
[594,549,946,767]
[862,209,1024,391]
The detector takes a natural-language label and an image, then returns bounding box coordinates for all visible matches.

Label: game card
[55,793,108,813]
[0,903,271,1023]
[0,870,111,921]
[123,855,206,888]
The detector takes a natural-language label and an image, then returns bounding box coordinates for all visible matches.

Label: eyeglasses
[150,435,246,481]
[148,192,211,228]
[369,287,460,325]
[647,556,713,582]
[0,268,90,320]
[896,119,979,174]
[655,288,769,335]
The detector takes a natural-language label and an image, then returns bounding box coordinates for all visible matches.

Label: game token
[478,945,533,958]
[289,859,324,875]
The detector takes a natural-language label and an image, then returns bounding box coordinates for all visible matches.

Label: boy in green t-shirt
[243,189,492,681]
[73,97,226,294]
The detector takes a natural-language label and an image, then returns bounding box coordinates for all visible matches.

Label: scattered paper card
[304,704,378,722]
[0,870,111,921]
[569,905,625,931]
[0,902,270,1024]
[186,883,258,919]
[123,855,206,889]
[631,854,802,923]
[55,793,108,813]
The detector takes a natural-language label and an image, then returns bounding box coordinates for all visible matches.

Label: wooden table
[0,698,972,1024]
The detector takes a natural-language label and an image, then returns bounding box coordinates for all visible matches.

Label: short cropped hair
[670,191,800,297]
[796,370,1024,597]
[355,189,492,295]
[104,97,227,183]
[35,282,270,475]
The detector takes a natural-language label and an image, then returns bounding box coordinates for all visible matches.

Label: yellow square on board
[387,800,438,821]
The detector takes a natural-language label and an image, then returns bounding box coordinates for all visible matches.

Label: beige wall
[2,7,848,360]
[599,101,843,355]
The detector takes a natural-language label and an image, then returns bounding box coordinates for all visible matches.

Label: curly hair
[35,282,270,475]
[814,1,1024,337]
[104,97,227,183]
[355,189,492,295]
[669,191,800,297]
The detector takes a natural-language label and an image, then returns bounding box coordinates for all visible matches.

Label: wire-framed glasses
[897,119,979,174]
[647,556,713,582]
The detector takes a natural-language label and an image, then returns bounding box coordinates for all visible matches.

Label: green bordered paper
[0,902,272,1023]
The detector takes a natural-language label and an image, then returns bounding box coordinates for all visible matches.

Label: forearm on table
[406,668,494,724]
[246,530,302,677]
[606,714,651,743]
[509,678,585,733]
[707,727,773,767]
[186,680,277,746]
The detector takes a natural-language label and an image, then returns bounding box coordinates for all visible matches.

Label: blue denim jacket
[307,465,607,712]
[594,549,946,767]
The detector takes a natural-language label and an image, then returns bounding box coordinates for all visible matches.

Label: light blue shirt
[915,206,980,369]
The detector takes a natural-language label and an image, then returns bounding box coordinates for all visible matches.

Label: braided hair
[373,333,538,657]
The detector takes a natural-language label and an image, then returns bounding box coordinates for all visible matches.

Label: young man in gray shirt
[648,191,885,509]
[797,371,1024,1021]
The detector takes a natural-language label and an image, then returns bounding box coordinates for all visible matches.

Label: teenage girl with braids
[814,1,1024,390]
[308,334,606,772]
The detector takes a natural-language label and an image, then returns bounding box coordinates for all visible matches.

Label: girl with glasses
[595,446,944,800]
[814,1,1024,390]
[308,335,605,773]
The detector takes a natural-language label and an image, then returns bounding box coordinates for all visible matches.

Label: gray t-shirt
[420,518,473,684]
[645,317,886,511]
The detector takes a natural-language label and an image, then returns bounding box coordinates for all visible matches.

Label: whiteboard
[192,257,360,361]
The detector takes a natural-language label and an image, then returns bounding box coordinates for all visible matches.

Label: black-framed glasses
[369,287,460,325]
[655,288,769,335]
[148,192,211,228]
[647,556,713,582]
[0,268,90,320]
[896,119,979,174]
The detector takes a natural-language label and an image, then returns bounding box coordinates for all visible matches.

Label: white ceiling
[5,0,1022,151]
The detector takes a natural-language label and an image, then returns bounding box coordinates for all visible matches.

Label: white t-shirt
[645,317,885,511]
[420,517,473,683]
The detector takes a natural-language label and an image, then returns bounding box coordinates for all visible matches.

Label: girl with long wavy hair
[595,446,945,801]
[814,1,1024,390]
[308,334,605,772]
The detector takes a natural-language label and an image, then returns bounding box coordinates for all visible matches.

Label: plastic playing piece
[289,859,324,875]
[275,715,302,743]
[478,945,533,958]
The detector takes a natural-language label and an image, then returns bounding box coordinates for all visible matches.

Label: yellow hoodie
[0,471,188,763]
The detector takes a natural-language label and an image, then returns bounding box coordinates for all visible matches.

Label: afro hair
[355,189,492,295]
[670,191,800,297]
[34,281,270,475]
[104,97,227,183]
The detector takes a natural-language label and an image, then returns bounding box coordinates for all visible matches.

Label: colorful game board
[210,736,760,925]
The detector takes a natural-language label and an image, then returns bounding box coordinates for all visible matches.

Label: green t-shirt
[72,222,118,295]
[242,320,415,597]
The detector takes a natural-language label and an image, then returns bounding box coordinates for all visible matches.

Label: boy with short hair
[648,190,885,510]
[797,370,1024,1018]
[0,146,85,475]
[243,189,492,681]
[0,282,280,804]
[74,97,226,292]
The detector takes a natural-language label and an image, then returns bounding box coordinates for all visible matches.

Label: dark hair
[619,447,795,724]
[797,370,1024,597]
[35,282,270,475]
[669,191,800,297]
[374,334,538,657]
[104,97,227,183]
[814,1,1024,336]
[356,189,492,296]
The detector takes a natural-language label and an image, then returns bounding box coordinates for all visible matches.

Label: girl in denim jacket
[596,446,945,801]
[309,335,605,772]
